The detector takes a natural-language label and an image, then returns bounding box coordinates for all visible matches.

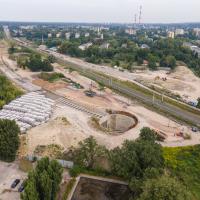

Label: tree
[139,127,157,141]
[147,54,158,70]
[197,98,200,109]
[109,133,164,180]
[160,55,176,69]
[8,41,16,54]
[26,54,53,72]
[21,173,39,200]
[21,157,63,200]
[139,127,164,142]
[138,175,193,200]
[47,55,56,63]
[0,119,20,162]
[73,136,107,169]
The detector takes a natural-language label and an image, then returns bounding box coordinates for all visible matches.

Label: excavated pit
[99,111,138,135]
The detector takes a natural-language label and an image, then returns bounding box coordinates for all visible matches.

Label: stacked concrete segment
[0,92,54,133]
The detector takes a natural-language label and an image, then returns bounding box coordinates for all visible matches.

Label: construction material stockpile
[0,92,54,133]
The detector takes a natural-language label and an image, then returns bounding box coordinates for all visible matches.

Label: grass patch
[163,145,200,199]
[34,144,64,159]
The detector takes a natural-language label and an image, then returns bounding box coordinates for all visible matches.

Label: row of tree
[21,157,63,200]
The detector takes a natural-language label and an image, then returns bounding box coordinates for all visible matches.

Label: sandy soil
[26,96,199,154]
[133,66,200,102]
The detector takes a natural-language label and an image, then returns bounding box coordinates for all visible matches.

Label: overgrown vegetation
[8,43,54,72]
[34,144,64,159]
[164,145,200,199]
[38,72,65,82]
[0,119,20,162]
[0,75,23,108]
[61,178,76,200]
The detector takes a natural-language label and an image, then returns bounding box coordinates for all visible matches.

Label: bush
[38,72,65,82]
[0,75,23,108]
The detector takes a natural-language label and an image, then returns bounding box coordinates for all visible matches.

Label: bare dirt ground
[25,94,199,154]
[0,161,26,200]
[134,66,200,102]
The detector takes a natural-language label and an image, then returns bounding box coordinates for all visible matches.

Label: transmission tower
[139,5,142,24]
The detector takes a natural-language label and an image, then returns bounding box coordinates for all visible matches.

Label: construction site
[0,40,200,158]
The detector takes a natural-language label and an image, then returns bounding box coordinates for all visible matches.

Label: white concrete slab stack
[0,92,55,133]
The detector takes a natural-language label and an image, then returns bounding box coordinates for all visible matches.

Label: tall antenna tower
[134,14,137,25]
[139,5,142,24]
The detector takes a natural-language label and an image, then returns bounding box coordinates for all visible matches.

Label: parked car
[11,179,20,189]
[18,181,25,192]
[192,127,199,132]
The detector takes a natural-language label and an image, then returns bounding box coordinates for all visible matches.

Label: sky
[0,0,200,23]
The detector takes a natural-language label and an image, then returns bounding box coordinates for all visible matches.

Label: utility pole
[152,92,155,104]
[162,92,164,103]
[110,77,113,87]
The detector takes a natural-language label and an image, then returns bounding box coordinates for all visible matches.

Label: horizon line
[1,20,200,25]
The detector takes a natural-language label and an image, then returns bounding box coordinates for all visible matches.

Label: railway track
[56,97,106,118]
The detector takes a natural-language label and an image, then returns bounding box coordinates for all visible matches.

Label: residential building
[100,43,110,49]
[175,29,184,36]
[85,32,90,37]
[125,28,137,35]
[167,31,175,39]
[193,28,200,38]
[65,32,71,40]
[48,33,52,38]
[141,44,150,49]
[75,33,80,39]
[56,32,61,38]
[79,42,93,51]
